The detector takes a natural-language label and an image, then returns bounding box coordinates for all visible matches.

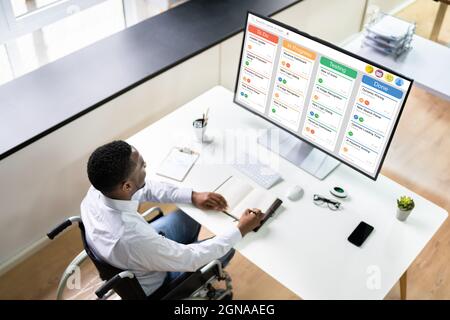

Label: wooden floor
[0,0,449,300]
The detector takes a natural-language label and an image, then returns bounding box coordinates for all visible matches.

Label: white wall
[361,0,416,28]
[368,0,415,14]
[220,0,368,90]
[0,45,220,272]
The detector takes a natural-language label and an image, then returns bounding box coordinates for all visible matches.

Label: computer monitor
[234,12,413,180]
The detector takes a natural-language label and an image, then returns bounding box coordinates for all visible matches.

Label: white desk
[343,34,450,101]
[127,86,448,299]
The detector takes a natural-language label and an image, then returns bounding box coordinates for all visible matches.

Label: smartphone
[348,221,374,247]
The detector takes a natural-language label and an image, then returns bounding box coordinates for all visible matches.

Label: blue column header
[362,75,403,99]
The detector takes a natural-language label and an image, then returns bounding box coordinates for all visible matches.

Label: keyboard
[233,159,282,189]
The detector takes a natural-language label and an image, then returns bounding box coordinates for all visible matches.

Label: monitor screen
[234,12,413,180]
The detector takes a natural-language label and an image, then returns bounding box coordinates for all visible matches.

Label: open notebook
[215,176,282,230]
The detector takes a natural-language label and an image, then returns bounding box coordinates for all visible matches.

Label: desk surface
[127,86,448,299]
[343,34,450,101]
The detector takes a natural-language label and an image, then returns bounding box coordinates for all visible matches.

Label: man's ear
[122,181,133,192]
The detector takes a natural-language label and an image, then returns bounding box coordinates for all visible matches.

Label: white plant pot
[396,208,413,221]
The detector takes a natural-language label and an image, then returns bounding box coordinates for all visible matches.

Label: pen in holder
[193,108,212,143]
[193,118,207,143]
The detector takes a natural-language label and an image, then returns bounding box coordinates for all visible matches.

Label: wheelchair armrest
[141,206,164,222]
[47,216,81,239]
[95,271,135,299]
[201,260,225,279]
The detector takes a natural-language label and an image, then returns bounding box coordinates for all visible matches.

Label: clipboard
[156,147,199,182]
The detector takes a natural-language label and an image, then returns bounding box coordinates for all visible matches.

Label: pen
[221,210,238,221]
[213,175,233,192]
[204,107,209,126]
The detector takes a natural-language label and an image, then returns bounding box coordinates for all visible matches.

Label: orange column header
[283,40,316,60]
[248,24,279,44]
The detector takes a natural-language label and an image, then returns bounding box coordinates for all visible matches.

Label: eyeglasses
[313,194,341,211]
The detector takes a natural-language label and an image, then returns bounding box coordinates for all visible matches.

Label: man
[81,140,263,296]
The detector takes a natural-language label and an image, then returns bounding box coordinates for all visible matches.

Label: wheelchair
[47,207,233,300]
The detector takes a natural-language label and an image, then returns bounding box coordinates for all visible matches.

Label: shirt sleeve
[133,179,193,204]
[127,225,242,272]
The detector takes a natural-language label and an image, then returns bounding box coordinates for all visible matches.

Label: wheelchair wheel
[221,292,233,300]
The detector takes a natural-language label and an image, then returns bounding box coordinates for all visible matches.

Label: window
[11,0,65,18]
[0,0,188,86]
[0,44,13,84]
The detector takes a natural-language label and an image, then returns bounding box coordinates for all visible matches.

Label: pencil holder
[193,118,207,143]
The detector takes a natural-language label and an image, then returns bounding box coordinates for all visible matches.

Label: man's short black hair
[87,140,136,193]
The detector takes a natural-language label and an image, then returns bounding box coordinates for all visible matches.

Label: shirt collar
[99,192,139,213]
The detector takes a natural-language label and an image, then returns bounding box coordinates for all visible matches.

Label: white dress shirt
[80,180,242,296]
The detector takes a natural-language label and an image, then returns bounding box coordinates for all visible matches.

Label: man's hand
[192,191,228,211]
[237,208,264,236]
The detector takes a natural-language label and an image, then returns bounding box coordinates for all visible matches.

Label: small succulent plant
[397,196,415,211]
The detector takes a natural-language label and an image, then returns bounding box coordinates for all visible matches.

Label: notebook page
[215,176,253,212]
[230,188,277,219]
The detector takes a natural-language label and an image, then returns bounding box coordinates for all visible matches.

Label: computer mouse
[287,185,304,201]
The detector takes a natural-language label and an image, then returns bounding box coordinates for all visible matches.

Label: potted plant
[396,196,415,221]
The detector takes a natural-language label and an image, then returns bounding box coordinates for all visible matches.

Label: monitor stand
[257,128,340,180]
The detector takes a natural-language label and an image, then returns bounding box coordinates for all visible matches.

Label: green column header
[320,56,357,79]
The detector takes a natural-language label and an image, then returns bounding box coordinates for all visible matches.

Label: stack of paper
[363,13,415,58]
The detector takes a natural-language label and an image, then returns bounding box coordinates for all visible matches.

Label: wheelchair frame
[47,207,233,300]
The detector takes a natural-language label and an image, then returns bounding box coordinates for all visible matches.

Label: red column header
[248,24,279,44]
